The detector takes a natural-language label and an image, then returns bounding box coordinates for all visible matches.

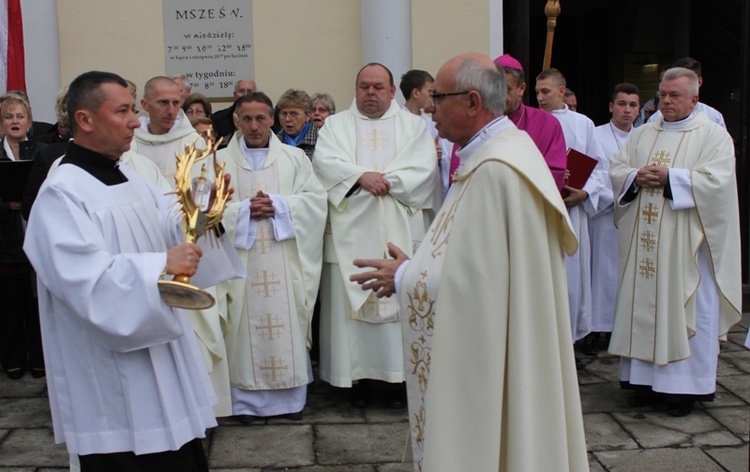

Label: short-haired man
[536,68,608,347]
[609,67,741,416]
[585,83,640,352]
[563,88,578,112]
[647,57,726,128]
[313,63,439,408]
[171,74,192,104]
[218,92,327,423]
[495,54,566,188]
[350,53,587,472]
[212,79,257,139]
[399,69,452,198]
[132,76,204,179]
[23,71,229,471]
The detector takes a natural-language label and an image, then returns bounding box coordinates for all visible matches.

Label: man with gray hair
[609,67,741,417]
[211,79,257,139]
[350,53,588,472]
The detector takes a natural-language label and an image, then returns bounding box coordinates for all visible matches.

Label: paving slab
[704,405,750,442]
[722,349,750,374]
[208,424,314,469]
[316,423,410,465]
[703,444,749,472]
[717,375,750,403]
[0,398,53,428]
[301,391,367,424]
[582,413,638,451]
[0,429,68,468]
[363,407,409,424]
[594,447,724,471]
[0,377,47,398]
[703,384,748,409]
[273,466,375,472]
[613,410,743,449]
[582,356,622,383]
[377,462,413,472]
[717,356,747,376]
[578,381,630,414]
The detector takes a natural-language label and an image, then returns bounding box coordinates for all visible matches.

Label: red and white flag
[0,0,25,93]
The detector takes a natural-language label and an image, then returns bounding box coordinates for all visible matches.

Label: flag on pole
[0,0,25,93]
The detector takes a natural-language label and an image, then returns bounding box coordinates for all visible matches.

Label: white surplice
[609,111,742,394]
[132,110,205,180]
[313,100,439,387]
[219,132,327,416]
[589,122,629,332]
[24,161,218,456]
[550,105,608,341]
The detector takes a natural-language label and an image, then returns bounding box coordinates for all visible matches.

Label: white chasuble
[231,164,303,390]
[354,117,399,324]
[609,112,742,366]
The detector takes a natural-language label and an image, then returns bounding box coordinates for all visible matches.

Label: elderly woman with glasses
[310,93,336,129]
[276,89,318,159]
[182,93,213,119]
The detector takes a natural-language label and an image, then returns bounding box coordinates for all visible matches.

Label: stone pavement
[0,318,747,472]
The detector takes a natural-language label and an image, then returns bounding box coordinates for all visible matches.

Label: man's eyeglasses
[428,90,470,107]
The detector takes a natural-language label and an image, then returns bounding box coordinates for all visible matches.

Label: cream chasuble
[220,133,326,391]
[399,124,587,472]
[609,112,742,365]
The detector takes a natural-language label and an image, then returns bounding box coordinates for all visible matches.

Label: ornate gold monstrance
[158,136,229,309]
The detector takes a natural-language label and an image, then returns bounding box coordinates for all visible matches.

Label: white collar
[661,111,696,131]
[456,116,512,160]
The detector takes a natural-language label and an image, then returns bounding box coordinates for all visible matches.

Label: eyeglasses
[428,90,470,107]
[280,110,305,119]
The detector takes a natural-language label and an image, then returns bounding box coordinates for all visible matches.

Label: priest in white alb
[23,71,233,471]
[218,92,327,422]
[536,68,609,345]
[586,83,640,349]
[609,67,742,417]
[351,53,588,472]
[312,63,440,408]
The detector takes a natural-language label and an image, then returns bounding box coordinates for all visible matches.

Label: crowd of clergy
[0,50,745,471]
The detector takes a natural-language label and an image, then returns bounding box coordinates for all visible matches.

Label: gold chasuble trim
[401,179,469,472]
[626,133,686,361]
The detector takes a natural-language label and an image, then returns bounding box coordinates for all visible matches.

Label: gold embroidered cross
[640,230,657,252]
[641,202,659,224]
[650,150,672,167]
[252,226,274,254]
[644,187,662,198]
[251,270,281,297]
[259,356,288,382]
[255,313,285,341]
[362,130,389,151]
[639,258,655,279]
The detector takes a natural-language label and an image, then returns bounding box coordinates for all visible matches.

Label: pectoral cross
[255,313,285,340]
[641,202,659,224]
[259,356,288,382]
[640,230,657,252]
[639,258,655,279]
[252,226,274,255]
[362,130,389,151]
[650,150,672,167]
[251,270,281,297]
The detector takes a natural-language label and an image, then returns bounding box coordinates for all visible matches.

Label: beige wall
[56,0,492,113]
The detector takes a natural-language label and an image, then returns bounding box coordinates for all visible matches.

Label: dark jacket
[0,139,45,264]
[276,124,319,160]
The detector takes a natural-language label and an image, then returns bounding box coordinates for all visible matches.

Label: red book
[565,148,598,189]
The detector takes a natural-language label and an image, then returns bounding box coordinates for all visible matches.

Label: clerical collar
[456,116,511,160]
[60,141,128,186]
[661,111,696,131]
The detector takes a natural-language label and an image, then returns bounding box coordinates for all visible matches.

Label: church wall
[56,0,493,113]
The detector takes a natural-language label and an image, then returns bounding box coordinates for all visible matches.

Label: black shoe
[233,415,261,425]
[577,333,599,356]
[279,411,303,421]
[384,384,407,409]
[30,368,45,379]
[5,368,24,380]
[667,400,695,417]
[350,383,373,408]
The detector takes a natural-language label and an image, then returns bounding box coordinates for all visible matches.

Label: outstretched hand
[350,243,410,298]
